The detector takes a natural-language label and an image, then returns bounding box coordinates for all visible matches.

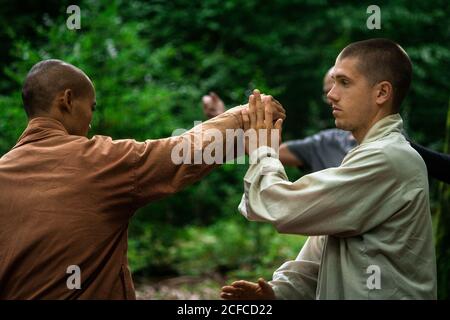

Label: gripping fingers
[242,109,250,131]
[221,285,244,300]
[221,285,244,295]
[261,94,286,121]
[248,94,257,128]
[254,89,264,129]
[231,280,258,291]
[264,97,274,129]
[275,118,283,130]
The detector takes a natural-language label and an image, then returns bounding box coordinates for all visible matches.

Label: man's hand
[202,91,285,122]
[260,93,286,122]
[202,92,225,119]
[220,278,276,300]
[242,89,284,155]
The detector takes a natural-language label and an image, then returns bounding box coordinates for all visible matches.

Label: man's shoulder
[355,133,427,180]
[367,133,421,159]
[80,135,144,160]
[88,135,141,148]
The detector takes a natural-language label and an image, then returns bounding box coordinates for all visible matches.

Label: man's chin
[335,120,350,131]
[334,119,343,129]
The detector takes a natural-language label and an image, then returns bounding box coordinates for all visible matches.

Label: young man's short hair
[339,38,412,112]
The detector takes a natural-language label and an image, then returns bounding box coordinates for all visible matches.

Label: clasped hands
[241,89,284,156]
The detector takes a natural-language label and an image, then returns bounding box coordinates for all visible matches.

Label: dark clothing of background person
[287,129,449,183]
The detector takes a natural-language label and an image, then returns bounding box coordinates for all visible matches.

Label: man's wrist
[225,104,247,128]
[249,146,279,164]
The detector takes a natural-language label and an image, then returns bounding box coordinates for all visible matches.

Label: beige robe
[239,114,437,299]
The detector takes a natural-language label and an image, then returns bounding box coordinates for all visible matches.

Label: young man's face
[327,57,378,141]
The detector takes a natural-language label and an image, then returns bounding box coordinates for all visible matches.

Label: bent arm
[238,146,402,237]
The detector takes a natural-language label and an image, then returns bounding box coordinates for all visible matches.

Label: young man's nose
[327,85,339,104]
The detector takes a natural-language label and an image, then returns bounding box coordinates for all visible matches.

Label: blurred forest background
[0,0,449,299]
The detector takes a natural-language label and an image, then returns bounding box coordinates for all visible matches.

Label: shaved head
[21,59,96,136]
[22,59,93,118]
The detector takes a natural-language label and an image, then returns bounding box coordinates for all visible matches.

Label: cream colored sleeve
[270,236,324,300]
[238,146,397,237]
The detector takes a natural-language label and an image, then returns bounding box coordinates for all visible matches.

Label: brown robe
[0,109,242,299]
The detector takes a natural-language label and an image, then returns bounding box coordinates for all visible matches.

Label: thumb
[274,118,283,131]
[274,119,283,142]
[258,278,271,291]
[258,278,275,299]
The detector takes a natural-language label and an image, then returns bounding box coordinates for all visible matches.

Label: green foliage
[0,0,449,293]
[128,217,305,281]
[0,92,27,152]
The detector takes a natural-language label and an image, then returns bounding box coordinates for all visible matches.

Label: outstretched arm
[133,93,285,207]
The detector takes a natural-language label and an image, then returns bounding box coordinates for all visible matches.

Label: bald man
[0,59,285,299]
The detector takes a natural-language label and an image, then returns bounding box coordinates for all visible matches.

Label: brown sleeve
[132,107,244,207]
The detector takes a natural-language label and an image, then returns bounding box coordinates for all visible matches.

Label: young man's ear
[58,89,74,114]
[375,81,393,106]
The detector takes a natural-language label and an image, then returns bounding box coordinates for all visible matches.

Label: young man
[0,59,285,299]
[203,76,449,182]
[222,39,437,299]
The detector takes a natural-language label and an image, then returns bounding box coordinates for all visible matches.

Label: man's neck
[352,111,394,144]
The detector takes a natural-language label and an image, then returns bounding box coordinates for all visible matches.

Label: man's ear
[375,81,393,106]
[58,89,74,114]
